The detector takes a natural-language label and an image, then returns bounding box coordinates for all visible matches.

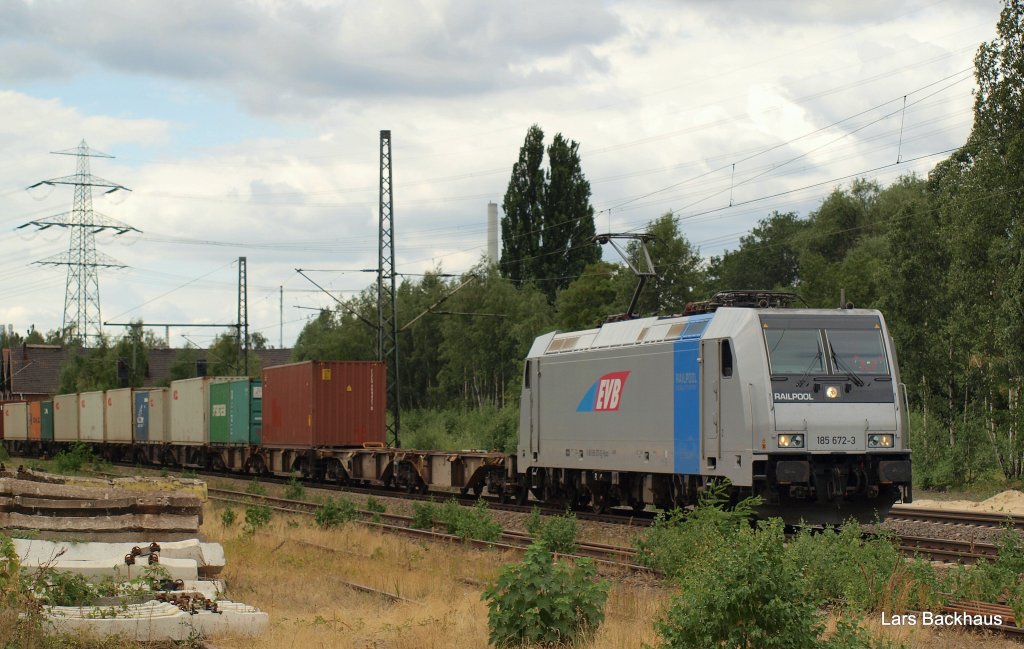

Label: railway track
[889,505,1024,530]
[207,487,653,573]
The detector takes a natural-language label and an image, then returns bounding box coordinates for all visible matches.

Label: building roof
[2,345,295,399]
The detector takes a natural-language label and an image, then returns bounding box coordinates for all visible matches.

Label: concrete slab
[45,599,267,641]
[14,538,224,573]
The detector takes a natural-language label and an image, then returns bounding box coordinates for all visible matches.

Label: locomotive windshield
[764,329,824,374]
[824,329,889,375]
[761,315,890,377]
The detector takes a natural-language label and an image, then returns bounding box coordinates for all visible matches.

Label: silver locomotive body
[517,306,912,525]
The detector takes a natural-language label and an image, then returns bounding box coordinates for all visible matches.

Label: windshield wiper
[828,341,865,387]
[794,350,822,388]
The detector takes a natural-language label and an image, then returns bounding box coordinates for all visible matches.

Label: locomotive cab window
[764,329,824,375]
[824,329,890,375]
[721,340,734,378]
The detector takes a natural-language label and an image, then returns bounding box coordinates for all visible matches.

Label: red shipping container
[262,361,386,447]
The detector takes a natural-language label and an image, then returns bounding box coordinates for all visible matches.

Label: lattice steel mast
[237,256,249,376]
[378,130,400,447]
[18,140,138,344]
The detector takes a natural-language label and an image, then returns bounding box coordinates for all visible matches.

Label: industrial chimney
[487,202,499,265]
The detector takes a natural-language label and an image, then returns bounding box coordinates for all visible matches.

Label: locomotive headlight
[868,434,895,448]
[778,434,804,448]
[825,386,839,399]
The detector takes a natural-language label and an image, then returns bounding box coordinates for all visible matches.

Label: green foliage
[0,444,9,462]
[655,518,824,649]
[245,478,267,496]
[400,405,519,453]
[53,442,102,474]
[243,505,272,534]
[220,508,237,527]
[626,213,706,316]
[36,570,97,607]
[314,497,357,528]
[784,523,908,611]
[524,508,578,555]
[205,331,263,378]
[284,477,306,501]
[483,541,608,648]
[365,496,386,523]
[411,502,437,530]
[634,482,760,577]
[438,498,501,542]
[58,322,156,393]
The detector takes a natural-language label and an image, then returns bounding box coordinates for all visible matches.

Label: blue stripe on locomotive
[673,314,714,474]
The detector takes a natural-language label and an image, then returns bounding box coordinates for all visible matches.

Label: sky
[0,0,1005,349]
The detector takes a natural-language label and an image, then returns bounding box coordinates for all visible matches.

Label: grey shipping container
[3,402,28,441]
[104,388,134,443]
[54,394,78,442]
[78,391,104,442]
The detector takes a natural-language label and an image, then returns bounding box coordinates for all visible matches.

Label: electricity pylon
[18,140,139,344]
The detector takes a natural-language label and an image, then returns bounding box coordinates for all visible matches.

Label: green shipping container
[209,379,262,445]
[40,400,54,442]
[250,380,262,445]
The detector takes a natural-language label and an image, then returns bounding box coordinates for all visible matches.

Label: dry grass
[204,503,668,649]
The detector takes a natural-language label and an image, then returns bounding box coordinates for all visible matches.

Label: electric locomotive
[515,291,912,525]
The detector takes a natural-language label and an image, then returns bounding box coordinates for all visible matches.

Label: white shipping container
[78,391,105,442]
[104,388,133,443]
[54,394,79,442]
[169,377,242,444]
[3,402,29,440]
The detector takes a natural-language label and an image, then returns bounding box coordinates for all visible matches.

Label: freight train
[1,293,912,525]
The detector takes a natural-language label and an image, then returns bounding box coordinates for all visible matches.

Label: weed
[220,508,237,527]
[180,469,198,479]
[314,498,357,528]
[439,498,500,542]
[411,502,437,530]
[284,477,306,501]
[483,541,608,647]
[245,478,267,496]
[243,504,272,534]
[365,496,386,523]
[53,442,98,474]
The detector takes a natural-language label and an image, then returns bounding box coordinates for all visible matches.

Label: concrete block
[45,600,268,641]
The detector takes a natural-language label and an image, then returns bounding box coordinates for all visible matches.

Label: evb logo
[577,371,631,412]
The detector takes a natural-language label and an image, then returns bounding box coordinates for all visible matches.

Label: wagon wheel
[590,493,609,515]
[629,498,646,514]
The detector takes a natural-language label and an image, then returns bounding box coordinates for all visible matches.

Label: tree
[499,126,600,302]
[706,211,807,292]
[206,331,262,378]
[555,261,630,330]
[538,134,600,301]
[625,213,705,316]
[500,124,546,286]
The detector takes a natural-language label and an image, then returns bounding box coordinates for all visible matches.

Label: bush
[365,496,386,523]
[220,509,237,527]
[411,502,437,530]
[483,542,608,647]
[245,479,267,496]
[243,505,272,534]
[655,518,823,649]
[634,482,759,577]
[0,445,9,462]
[525,508,578,554]
[784,522,907,611]
[53,442,98,474]
[315,498,357,529]
[284,477,306,501]
[439,498,501,542]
